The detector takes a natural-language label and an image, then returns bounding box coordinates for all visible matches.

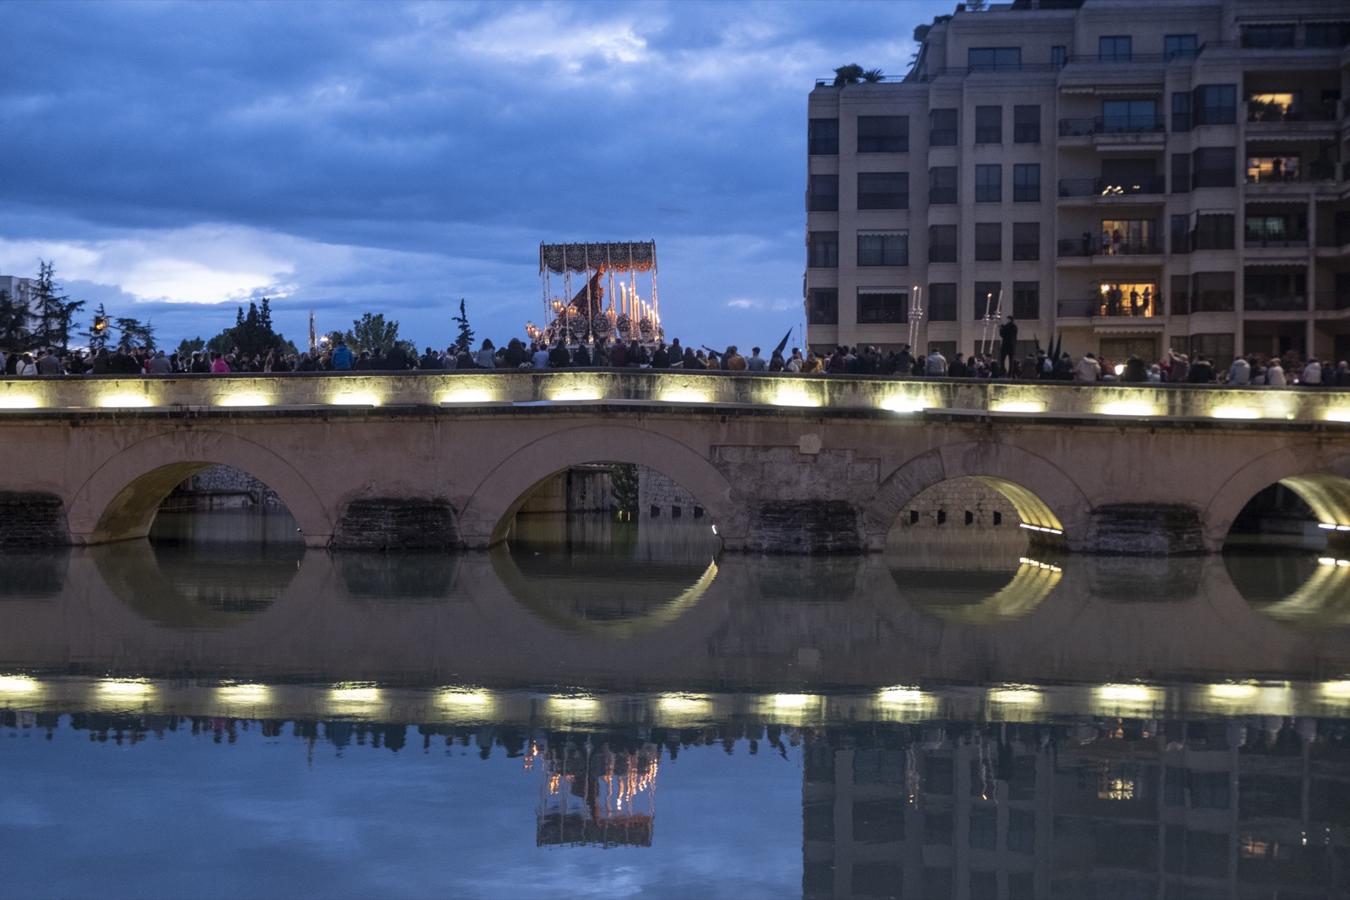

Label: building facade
[805,0,1350,368]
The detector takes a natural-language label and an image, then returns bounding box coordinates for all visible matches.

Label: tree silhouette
[451,299,475,352]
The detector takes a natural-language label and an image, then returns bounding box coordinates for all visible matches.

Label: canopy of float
[540,241,657,274]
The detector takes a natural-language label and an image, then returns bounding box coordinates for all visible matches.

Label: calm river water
[2,510,1349,899]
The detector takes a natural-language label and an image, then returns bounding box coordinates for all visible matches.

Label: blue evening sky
[0,0,950,351]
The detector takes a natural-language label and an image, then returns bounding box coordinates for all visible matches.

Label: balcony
[1244,235,1309,249]
[1245,160,1337,189]
[1057,297,1162,323]
[1243,294,1307,312]
[1314,291,1350,312]
[1058,176,1165,199]
[1057,238,1163,259]
[1247,100,1338,124]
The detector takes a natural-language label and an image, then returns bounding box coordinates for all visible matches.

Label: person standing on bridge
[924,346,947,376]
[330,339,353,371]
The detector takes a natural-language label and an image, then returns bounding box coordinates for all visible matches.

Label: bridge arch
[66,429,334,546]
[456,423,742,549]
[1202,446,1350,550]
[862,442,1090,550]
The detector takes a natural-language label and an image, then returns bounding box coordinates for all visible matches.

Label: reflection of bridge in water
[3,543,1350,690]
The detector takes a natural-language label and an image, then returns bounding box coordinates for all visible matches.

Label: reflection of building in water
[532,736,660,848]
[803,718,1350,899]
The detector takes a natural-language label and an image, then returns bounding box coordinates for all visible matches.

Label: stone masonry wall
[637,466,702,519]
[893,477,1021,532]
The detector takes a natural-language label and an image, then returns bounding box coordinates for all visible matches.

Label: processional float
[528,241,664,347]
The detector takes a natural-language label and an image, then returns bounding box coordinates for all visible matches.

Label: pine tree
[0,289,29,351]
[452,299,475,353]
[28,260,84,350]
[84,302,111,352]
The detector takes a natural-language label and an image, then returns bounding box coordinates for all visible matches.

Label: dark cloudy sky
[0,0,948,351]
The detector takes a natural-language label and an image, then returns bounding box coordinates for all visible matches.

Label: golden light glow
[992,400,1045,414]
[439,388,496,404]
[880,395,926,413]
[98,678,155,698]
[658,388,713,404]
[989,687,1042,706]
[439,688,492,707]
[873,686,937,720]
[1321,681,1350,699]
[1094,683,1161,716]
[1326,409,1350,423]
[769,693,815,708]
[217,392,272,407]
[1318,557,1350,567]
[770,386,820,408]
[0,395,41,409]
[97,393,154,408]
[1208,682,1258,701]
[329,391,382,407]
[1019,523,1064,536]
[546,387,604,402]
[1097,401,1158,417]
[548,694,600,713]
[1212,406,1260,420]
[0,675,40,695]
[877,686,925,705]
[657,693,714,714]
[216,683,270,703]
[329,684,381,706]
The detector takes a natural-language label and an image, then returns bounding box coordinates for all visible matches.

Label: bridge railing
[0,370,1346,424]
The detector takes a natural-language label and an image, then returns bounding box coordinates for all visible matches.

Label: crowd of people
[3,323,1349,388]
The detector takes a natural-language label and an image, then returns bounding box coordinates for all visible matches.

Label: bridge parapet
[0,370,1347,424]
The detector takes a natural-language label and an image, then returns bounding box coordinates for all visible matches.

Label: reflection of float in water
[531,737,659,848]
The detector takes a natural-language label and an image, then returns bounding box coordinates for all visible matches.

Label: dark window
[1165,34,1199,59]
[857,172,908,209]
[974,280,1001,318]
[807,231,838,267]
[1102,99,1159,132]
[928,283,957,320]
[808,118,838,155]
[970,808,996,850]
[1305,22,1350,48]
[1051,45,1067,68]
[929,225,957,263]
[1193,147,1235,187]
[808,174,838,211]
[1190,331,1234,368]
[968,47,1021,71]
[1007,809,1036,854]
[975,164,1001,202]
[930,109,957,146]
[975,106,1001,144]
[1099,35,1132,61]
[1013,222,1039,260]
[1193,84,1236,125]
[857,290,908,323]
[1171,152,1190,193]
[857,115,908,152]
[1013,105,1040,143]
[1012,281,1039,318]
[1241,24,1295,49]
[807,288,837,324]
[1013,163,1040,202]
[1170,214,1191,253]
[1193,214,1234,250]
[1193,272,1236,315]
[929,166,957,204]
[1170,274,1190,314]
[857,232,908,266]
[852,863,902,898]
[975,224,1001,261]
[1171,92,1192,131]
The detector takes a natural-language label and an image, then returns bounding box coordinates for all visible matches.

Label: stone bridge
[0,370,1348,555]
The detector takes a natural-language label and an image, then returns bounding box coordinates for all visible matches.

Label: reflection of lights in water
[877,686,925,705]
[99,679,155,698]
[1322,681,1350,699]
[711,524,718,536]
[1094,683,1161,716]
[329,684,381,713]
[1317,524,1350,532]
[548,695,600,713]
[0,675,40,696]
[1318,557,1350,567]
[1018,556,1062,572]
[989,686,1041,707]
[440,688,492,707]
[769,693,814,709]
[658,693,713,714]
[217,683,270,704]
[1209,682,1258,700]
[875,686,936,720]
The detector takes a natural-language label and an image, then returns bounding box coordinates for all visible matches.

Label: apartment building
[805,0,1350,368]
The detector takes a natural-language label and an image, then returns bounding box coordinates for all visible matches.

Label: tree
[345,312,399,353]
[28,260,84,350]
[176,337,206,357]
[84,303,111,352]
[832,63,864,86]
[205,298,294,357]
[114,316,156,351]
[862,68,885,82]
[0,289,29,351]
[451,299,474,353]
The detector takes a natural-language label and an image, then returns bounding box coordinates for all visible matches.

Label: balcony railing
[1057,238,1162,257]
[1057,298,1158,318]
[1314,291,1350,311]
[1056,299,1095,318]
[1058,176,1165,198]
[1244,236,1309,249]
[1058,116,1166,137]
[1245,162,1336,185]
[1246,101,1339,123]
[1316,231,1350,249]
[1244,294,1307,311]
